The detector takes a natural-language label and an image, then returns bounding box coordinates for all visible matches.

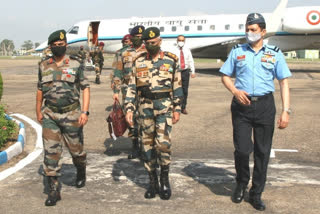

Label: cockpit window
[68,26,79,34]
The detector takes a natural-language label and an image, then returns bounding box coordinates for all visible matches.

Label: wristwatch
[81,111,90,116]
[283,108,292,115]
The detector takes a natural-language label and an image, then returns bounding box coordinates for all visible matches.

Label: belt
[45,101,80,113]
[138,87,171,100]
[247,93,272,102]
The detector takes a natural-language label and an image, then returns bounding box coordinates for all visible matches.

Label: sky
[0,0,319,48]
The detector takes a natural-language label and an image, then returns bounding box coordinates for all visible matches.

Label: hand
[234,90,251,106]
[113,93,119,101]
[277,111,289,129]
[172,112,180,124]
[78,113,88,126]
[37,112,43,124]
[191,73,196,78]
[126,112,133,127]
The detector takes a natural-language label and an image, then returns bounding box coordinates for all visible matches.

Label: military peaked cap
[130,25,145,36]
[48,29,67,45]
[141,27,160,40]
[246,13,265,25]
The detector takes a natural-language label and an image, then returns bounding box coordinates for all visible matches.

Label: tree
[21,40,33,50]
[0,39,15,56]
[34,42,40,49]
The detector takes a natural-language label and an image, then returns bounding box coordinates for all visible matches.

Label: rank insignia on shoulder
[164,51,178,62]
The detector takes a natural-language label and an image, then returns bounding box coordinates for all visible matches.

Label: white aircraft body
[36,0,320,60]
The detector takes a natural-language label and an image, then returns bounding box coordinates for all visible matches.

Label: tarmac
[0,58,319,214]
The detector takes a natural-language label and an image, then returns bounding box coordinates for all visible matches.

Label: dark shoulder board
[266,45,280,53]
[164,51,178,62]
[233,44,240,49]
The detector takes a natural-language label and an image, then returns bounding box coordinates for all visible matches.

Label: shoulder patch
[164,51,178,62]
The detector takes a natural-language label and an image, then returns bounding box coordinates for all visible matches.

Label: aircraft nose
[35,41,48,52]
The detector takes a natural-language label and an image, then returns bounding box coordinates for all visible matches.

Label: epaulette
[233,44,240,49]
[133,52,147,62]
[266,45,280,53]
[164,51,178,62]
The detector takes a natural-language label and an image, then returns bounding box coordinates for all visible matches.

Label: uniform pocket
[42,74,53,83]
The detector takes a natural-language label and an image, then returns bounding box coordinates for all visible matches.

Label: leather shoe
[231,184,246,203]
[249,195,266,211]
[182,109,188,115]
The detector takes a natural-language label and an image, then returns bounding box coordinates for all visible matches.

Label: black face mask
[146,44,160,56]
[131,36,142,48]
[51,45,67,57]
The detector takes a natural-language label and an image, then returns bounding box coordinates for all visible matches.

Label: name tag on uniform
[237,55,246,61]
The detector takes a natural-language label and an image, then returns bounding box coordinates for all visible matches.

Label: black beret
[246,13,265,25]
[48,29,67,45]
[130,25,145,36]
[141,27,160,40]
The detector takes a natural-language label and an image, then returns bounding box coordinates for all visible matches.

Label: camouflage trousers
[121,85,138,141]
[42,106,87,177]
[137,97,173,172]
[95,63,103,76]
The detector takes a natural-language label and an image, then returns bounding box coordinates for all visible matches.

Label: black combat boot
[128,139,140,159]
[95,76,100,84]
[45,176,61,206]
[75,166,86,188]
[144,170,159,199]
[159,165,171,200]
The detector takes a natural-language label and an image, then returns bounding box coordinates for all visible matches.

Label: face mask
[51,45,67,57]
[246,32,262,44]
[131,36,142,47]
[146,44,160,56]
[178,42,185,47]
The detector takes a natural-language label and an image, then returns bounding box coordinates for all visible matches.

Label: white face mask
[177,41,185,47]
[246,32,262,44]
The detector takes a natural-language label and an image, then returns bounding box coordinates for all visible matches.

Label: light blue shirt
[219,43,292,96]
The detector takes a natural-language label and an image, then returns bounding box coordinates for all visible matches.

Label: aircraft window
[185,26,190,31]
[129,28,132,33]
[225,24,230,30]
[238,24,244,30]
[68,26,79,34]
[160,27,165,32]
[210,25,215,31]
[172,26,177,32]
[197,25,202,31]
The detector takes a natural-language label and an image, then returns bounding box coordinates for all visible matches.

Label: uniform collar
[246,43,266,53]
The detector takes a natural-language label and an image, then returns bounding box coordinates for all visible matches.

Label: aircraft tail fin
[266,0,288,36]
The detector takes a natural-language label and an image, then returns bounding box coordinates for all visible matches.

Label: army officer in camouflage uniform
[36,30,90,206]
[112,25,146,160]
[125,27,183,200]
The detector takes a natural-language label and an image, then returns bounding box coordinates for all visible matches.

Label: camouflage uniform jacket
[92,49,104,65]
[38,56,90,107]
[125,51,183,113]
[111,45,147,94]
[78,50,87,61]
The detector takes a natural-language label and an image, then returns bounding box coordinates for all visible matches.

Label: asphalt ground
[0,58,319,213]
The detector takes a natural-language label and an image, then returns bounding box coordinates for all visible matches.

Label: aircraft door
[88,21,100,50]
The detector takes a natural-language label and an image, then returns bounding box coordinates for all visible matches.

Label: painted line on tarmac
[0,114,42,181]
[270,148,298,158]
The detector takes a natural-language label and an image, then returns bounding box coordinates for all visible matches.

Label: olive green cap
[48,29,67,45]
[141,27,160,40]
